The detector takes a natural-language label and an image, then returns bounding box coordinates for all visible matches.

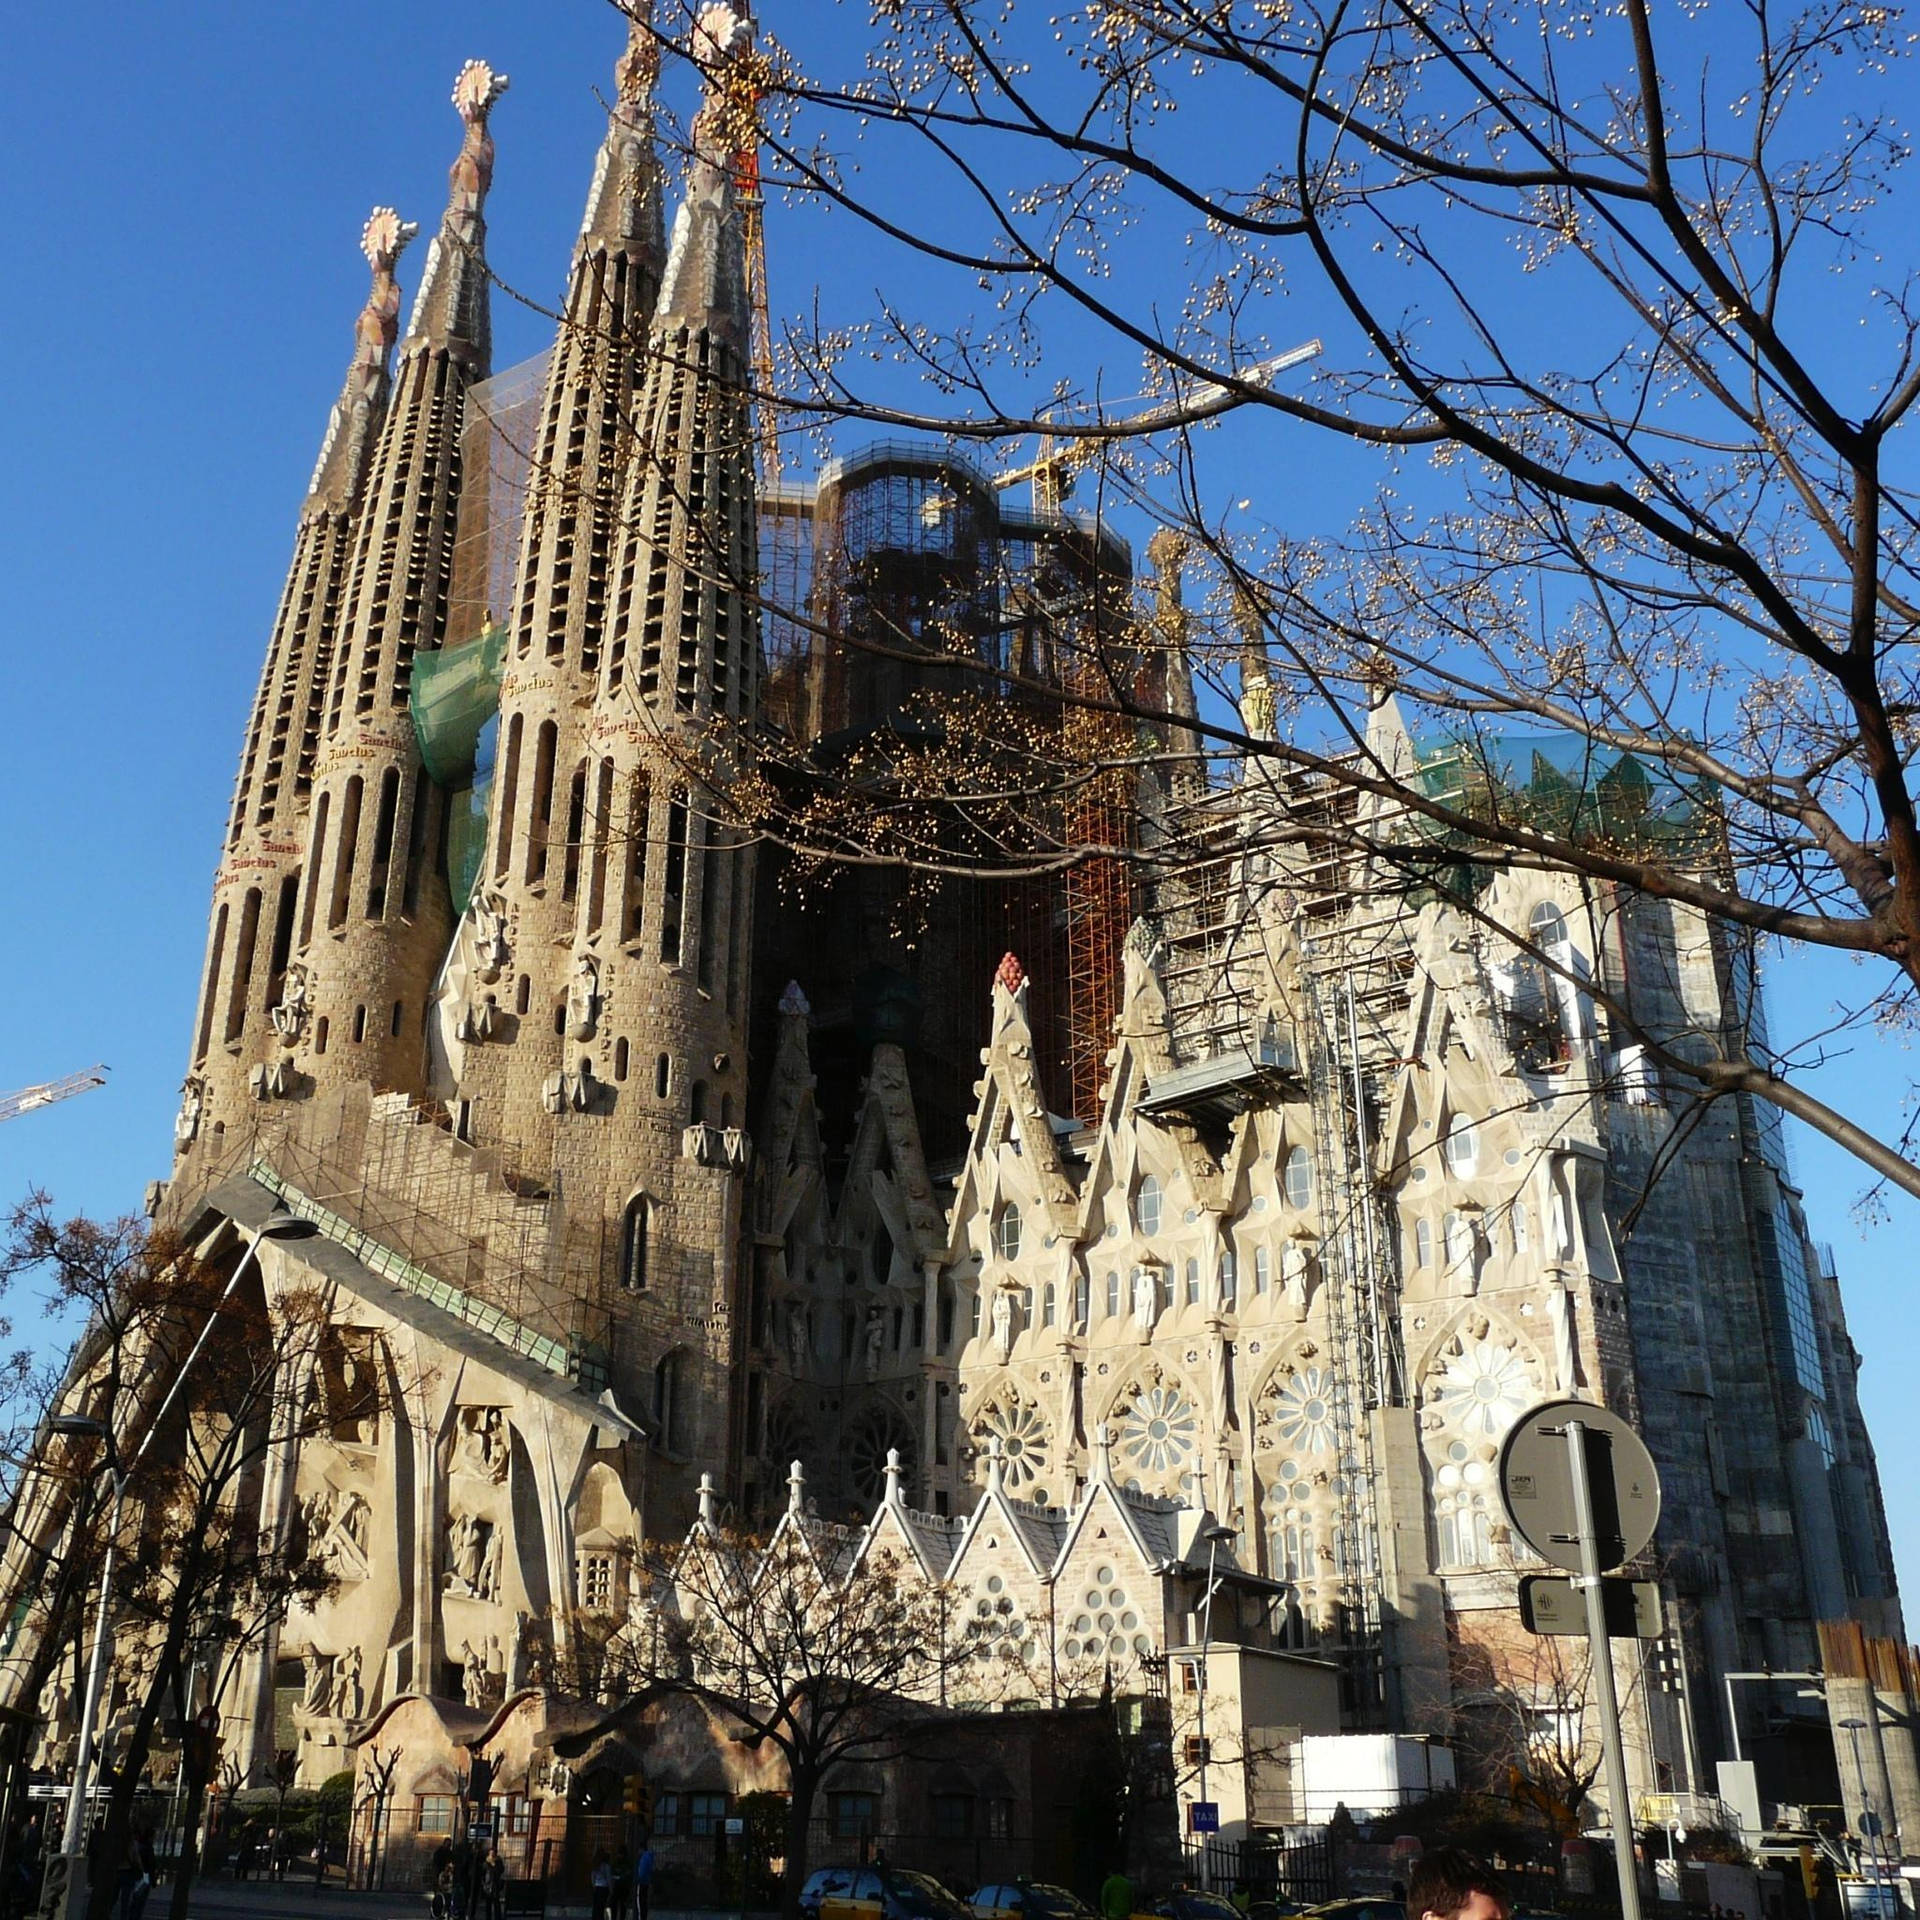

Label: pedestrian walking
[484,1846,507,1920]
[635,1840,655,1920]
[591,1848,614,1920]
[1100,1869,1133,1920]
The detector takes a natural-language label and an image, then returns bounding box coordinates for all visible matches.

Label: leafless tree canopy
[574,0,1920,1198]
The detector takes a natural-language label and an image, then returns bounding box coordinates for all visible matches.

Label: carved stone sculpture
[459,1406,510,1482]
[303,1652,333,1714]
[567,954,601,1041]
[1131,1266,1159,1336]
[1282,1238,1312,1317]
[269,964,313,1043]
[471,891,511,983]
[331,1646,363,1721]
[989,1287,1016,1362]
[174,1077,205,1153]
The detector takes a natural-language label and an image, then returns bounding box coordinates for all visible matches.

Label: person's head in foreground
[1405,1850,1511,1920]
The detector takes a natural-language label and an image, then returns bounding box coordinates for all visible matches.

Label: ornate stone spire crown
[656,3,754,350]
[406,59,510,361]
[305,208,419,512]
[579,5,668,259]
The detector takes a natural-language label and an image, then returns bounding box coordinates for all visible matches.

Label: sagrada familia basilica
[4,0,1915,1882]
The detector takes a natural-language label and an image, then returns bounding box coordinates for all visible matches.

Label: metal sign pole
[1566,1419,1644,1920]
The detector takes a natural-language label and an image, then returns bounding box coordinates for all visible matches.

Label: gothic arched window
[1283,1148,1313,1210]
[1443,1115,1480,1178]
[653,1350,688,1455]
[1136,1175,1164,1238]
[995,1203,1023,1262]
[620,1194,652,1294]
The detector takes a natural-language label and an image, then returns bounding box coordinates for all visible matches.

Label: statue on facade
[336,1340,380,1444]
[174,1076,204,1153]
[1131,1266,1158,1336]
[471,891,511,983]
[455,991,502,1044]
[989,1287,1016,1362]
[270,964,313,1043]
[567,954,601,1041]
[459,1406,509,1481]
[507,1611,532,1693]
[302,1651,333,1715]
[785,1302,810,1378]
[477,1518,504,1601]
[865,1308,888,1378]
[337,1490,370,1556]
[1282,1238,1312,1317]
[331,1646,363,1721]
[447,1512,489,1594]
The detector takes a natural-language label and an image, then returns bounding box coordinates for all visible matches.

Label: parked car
[1308,1901,1406,1920]
[1151,1894,1248,1920]
[801,1868,978,1920]
[972,1884,1097,1920]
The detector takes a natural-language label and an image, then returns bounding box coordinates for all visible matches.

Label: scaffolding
[446,350,551,651]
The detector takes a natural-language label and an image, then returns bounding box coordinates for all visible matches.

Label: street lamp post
[1194,1523,1234,1886]
[1838,1717,1898,1920]
[45,1205,316,1915]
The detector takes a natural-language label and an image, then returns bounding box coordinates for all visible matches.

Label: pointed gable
[947,956,1078,1257]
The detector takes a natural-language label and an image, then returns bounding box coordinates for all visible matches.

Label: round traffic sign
[1498,1398,1661,1573]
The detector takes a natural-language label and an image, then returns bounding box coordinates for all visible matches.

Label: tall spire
[1235,591,1276,742]
[406,60,510,366]
[179,210,423,1164]
[306,209,419,517]
[656,4,755,353]
[1148,530,1207,802]
[579,6,667,260]
[289,62,510,1107]
[446,9,678,1158]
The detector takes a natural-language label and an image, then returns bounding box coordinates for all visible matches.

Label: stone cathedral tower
[167,12,764,1521]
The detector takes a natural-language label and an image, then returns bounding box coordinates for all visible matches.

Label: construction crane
[993,339,1325,514]
[0,1067,108,1127]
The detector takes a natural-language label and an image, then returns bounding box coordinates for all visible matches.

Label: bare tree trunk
[781,1773,820,1920]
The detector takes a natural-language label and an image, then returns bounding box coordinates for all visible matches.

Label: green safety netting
[412,625,508,785]
[411,627,507,911]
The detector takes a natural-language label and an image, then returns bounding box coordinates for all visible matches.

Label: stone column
[237,1337,316,1780]
[920,1259,943,1504]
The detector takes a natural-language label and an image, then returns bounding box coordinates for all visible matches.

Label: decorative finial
[779,980,812,1019]
[697,1472,718,1527]
[454,58,512,128]
[787,1458,806,1516]
[984,1435,1006,1495]
[449,61,510,216]
[1092,1421,1115,1483]
[361,207,419,277]
[995,953,1027,996]
[884,1448,904,1507]
[350,209,417,378]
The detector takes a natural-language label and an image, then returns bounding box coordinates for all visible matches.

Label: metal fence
[1181,1834,1335,1906]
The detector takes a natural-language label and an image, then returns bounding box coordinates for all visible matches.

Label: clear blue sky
[0,1,1912,1606]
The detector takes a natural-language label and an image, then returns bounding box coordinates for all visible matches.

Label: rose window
[1435,1338,1533,1439]
[1061,1562,1153,1665]
[1115,1381,1199,1477]
[974,1397,1051,1492]
[1270,1367,1338,1454]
